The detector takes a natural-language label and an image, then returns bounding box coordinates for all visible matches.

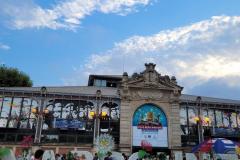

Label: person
[34,149,44,160]
[122,153,127,160]
[73,153,78,160]
[61,154,66,160]
[75,155,81,160]
[55,154,61,160]
[81,154,86,160]
[104,152,112,160]
[93,153,98,160]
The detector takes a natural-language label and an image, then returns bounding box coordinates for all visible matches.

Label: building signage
[55,119,86,130]
[132,104,168,147]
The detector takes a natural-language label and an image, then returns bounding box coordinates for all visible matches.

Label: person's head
[74,153,78,157]
[34,149,44,160]
[107,152,112,157]
[95,153,98,157]
[62,154,66,158]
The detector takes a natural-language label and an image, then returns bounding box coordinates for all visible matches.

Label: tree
[0,65,33,87]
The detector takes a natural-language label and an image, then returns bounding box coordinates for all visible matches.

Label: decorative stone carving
[120,63,183,99]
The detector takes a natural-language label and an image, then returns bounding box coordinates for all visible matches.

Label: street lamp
[196,96,204,144]
[34,86,47,144]
[93,90,101,145]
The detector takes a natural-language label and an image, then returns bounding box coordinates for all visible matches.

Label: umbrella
[192,138,239,154]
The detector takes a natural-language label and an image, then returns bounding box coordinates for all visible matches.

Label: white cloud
[0,43,10,50]
[63,15,240,92]
[0,0,152,30]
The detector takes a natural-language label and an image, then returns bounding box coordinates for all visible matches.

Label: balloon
[138,150,146,159]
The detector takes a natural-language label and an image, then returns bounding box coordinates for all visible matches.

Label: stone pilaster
[169,102,181,148]
[119,100,132,154]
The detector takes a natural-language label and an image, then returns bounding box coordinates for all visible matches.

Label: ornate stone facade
[119,63,183,153]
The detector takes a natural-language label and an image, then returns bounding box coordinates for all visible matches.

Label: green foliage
[0,65,32,87]
[0,148,10,158]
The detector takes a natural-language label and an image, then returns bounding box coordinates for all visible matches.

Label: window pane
[53,102,62,118]
[0,118,7,127]
[188,107,197,125]
[1,97,12,118]
[101,80,106,87]
[208,109,215,126]
[29,118,36,129]
[202,109,208,126]
[215,110,223,127]
[94,79,101,87]
[237,113,240,128]
[180,125,189,135]
[223,111,230,127]
[9,98,22,128]
[20,98,31,128]
[230,112,237,128]
[30,100,38,119]
[62,102,72,119]
[180,107,187,125]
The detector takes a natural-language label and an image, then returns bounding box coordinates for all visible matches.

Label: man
[34,149,44,160]
[93,153,98,160]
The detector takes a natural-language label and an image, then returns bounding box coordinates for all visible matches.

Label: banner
[132,104,168,147]
[55,119,86,130]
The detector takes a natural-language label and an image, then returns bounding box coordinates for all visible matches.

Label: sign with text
[55,119,86,130]
[132,104,168,147]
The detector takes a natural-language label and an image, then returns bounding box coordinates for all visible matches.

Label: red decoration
[20,136,33,148]
[141,140,152,152]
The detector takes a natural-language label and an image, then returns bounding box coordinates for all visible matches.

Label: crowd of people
[14,149,129,160]
[1,148,174,160]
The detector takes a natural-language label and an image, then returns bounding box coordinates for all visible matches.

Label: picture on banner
[132,104,168,147]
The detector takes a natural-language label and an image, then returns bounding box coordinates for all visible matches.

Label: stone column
[119,100,132,154]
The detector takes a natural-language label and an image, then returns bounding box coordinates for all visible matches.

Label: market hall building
[0,63,240,155]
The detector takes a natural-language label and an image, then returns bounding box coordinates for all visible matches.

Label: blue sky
[0,0,240,100]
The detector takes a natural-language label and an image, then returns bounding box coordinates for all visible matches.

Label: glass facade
[180,104,240,146]
[0,90,240,150]
[0,95,120,144]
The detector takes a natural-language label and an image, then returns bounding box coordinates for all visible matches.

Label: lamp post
[93,90,101,145]
[196,96,204,144]
[34,86,47,144]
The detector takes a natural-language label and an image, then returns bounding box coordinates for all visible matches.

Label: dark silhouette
[34,149,44,160]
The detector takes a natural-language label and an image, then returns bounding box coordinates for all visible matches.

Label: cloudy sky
[0,0,240,100]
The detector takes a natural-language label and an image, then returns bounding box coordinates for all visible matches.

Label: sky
[0,0,240,100]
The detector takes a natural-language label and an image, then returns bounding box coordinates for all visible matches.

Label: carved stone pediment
[121,63,183,92]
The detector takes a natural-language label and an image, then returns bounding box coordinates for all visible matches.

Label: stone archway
[132,104,168,150]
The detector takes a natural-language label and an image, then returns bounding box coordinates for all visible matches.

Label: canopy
[192,138,239,154]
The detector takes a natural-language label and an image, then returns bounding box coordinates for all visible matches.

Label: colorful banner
[132,104,168,147]
[55,119,86,129]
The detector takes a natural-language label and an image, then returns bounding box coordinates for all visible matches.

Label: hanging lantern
[101,111,107,117]
[204,117,210,123]
[90,111,95,118]
[44,109,49,114]
[194,116,200,122]
[31,108,37,114]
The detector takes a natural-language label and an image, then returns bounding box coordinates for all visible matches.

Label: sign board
[132,104,168,147]
[55,119,86,129]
